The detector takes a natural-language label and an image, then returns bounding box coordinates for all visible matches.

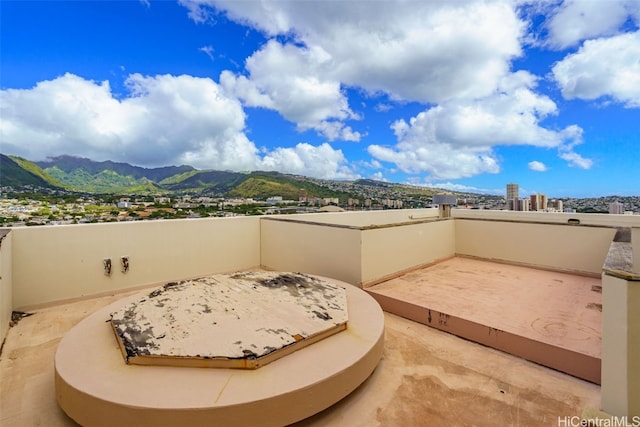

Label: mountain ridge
[3,154,446,200]
[0,154,65,189]
[35,155,196,182]
[3,155,640,213]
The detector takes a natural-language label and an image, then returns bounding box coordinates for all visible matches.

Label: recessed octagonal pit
[55,272,384,427]
[110,272,349,369]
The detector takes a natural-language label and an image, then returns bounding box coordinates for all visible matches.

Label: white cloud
[1,73,140,163]
[360,159,382,170]
[186,0,526,143]
[528,161,548,172]
[0,73,257,169]
[199,45,215,61]
[0,73,356,179]
[178,0,215,24]
[180,1,599,181]
[556,125,593,169]
[374,103,392,113]
[2,1,606,185]
[220,41,361,142]
[558,150,594,170]
[429,71,561,148]
[430,182,504,195]
[367,72,588,179]
[543,0,640,49]
[259,142,358,180]
[552,31,640,107]
[205,1,524,103]
[182,1,601,181]
[370,172,387,182]
[368,139,500,181]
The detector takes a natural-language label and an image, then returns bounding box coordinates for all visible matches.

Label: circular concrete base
[55,276,384,427]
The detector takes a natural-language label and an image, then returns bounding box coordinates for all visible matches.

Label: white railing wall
[360,219,454,286]
[260,217,363,285]
[0,231,12,345]
[454,218,615,275]
[10,216,261,309]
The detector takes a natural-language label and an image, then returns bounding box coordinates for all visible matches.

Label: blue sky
[1,0,639,198]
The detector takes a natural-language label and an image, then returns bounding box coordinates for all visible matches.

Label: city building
[506,183,519,210]
[549,199,564,212]
[322,197,339,206]
[531,193,548,212]
[116,198,132,209]
[1,209,639,425]
[610,201,625,215]
[266,196,284,204]
[516,197,531,211]
[347,198,360,208]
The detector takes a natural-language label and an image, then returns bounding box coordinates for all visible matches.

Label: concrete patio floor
[1,286,600,427]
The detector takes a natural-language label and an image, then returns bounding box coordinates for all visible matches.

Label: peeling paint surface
[109,272,348,368]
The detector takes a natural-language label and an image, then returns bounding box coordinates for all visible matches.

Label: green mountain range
[3,154,638,213]
[2,154,406,200]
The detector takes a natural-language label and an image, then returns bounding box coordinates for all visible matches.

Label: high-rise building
[530,193,548,211]
[506,183,519,210]
[517,198,531,211]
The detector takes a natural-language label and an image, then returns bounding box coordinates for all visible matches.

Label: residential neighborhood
[1,185,638,227]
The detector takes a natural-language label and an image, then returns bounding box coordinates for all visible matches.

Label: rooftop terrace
[1,208,638,425]
[1,290,599,426]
